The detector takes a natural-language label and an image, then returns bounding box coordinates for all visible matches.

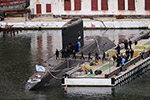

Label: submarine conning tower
[62,18,84,49]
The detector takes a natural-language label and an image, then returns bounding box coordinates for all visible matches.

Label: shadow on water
[0,29,150,100]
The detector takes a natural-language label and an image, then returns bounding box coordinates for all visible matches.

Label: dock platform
[62,35,150,87]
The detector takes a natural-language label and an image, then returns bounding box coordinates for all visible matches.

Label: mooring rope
[47,63,80,80]
[47,70,64,80]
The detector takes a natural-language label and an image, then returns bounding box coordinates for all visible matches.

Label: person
[72,50,76,59]
[102,51,106,61]
[123,40,128,49]
[130,48,134,58]
[125,49,130,56]
[112,54,117,64]
[61,49,64,58]
[64,48,67,58]
[135,40,138,45]
[116,54,122,67]
[128,39,132,49]
[80,52,85,59]
[122,56,126,65]
[125,49,130,62]
[56,49,59,59]
[75,42,78,52]
[95,51,99,60]
[115,44,120,54]
[88,50,92,60]
[78,41,81,51]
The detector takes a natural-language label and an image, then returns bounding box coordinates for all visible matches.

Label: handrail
[105,49,150,78]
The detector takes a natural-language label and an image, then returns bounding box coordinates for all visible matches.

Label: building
[28,0,150,16]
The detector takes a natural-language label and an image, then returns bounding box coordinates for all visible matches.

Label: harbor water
[0,29,150,100]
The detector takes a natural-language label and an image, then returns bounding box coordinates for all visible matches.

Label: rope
[47,64,79,80]
[47,70,64,80]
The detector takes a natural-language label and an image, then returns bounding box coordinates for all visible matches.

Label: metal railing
[105,49,150,78]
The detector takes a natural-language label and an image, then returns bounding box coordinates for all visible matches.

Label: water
[0,29,150,100]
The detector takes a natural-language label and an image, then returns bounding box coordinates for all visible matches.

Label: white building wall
[29,0,150,16]
[108,0,118,15]
[135,0,146,15]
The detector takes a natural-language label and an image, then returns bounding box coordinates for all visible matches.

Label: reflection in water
[66,87,113,95]
[84,29,149,44]
[0,29,150,100]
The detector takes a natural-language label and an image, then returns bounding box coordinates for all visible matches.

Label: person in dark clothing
[70,44,73,54]
[125,49,130,56]
[88,50,92,60]
[75,42,78,52]
[61,49,64,58]
[64,49,67,58]
[72,50,76,59]
[130,48,134,58]
[125,49,130,62]
[67,46,71,57]
[80,52,85,59]
[116,54,122,67]
[95,51,99,60]
[123,40,128,49]
[72,44,76,52]
[115,44,120,54]
[56,49,59,59]
[135,40,138,45]
[125,54,129,63]
[102,51,106,61]
[128,39,132,49]
[112,54,117,64]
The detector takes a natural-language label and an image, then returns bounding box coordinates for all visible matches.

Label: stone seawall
[1,19,150,29]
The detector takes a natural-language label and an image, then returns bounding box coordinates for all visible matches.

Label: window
[64,0,71,11]
[128,0,135,10]
[74,0,81,10]
[36,4,41,14]
[118,0,125,10]
[101,0,108,10]
[91,0,98,11]
[145,0,150,10]
[46,4,51,13]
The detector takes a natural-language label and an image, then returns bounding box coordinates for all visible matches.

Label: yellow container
[108,49,117,57]
[134,45,145,49]
[98,61,102,64]
[144,45,150,50]
[133,49,145,57]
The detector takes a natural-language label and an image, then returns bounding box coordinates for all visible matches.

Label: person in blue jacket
[78,41,81,51]
[122,56,126,65]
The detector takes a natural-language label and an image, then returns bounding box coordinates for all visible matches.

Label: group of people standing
[55,41,81,59]
[56,38,135,68]
[115,39,135,67]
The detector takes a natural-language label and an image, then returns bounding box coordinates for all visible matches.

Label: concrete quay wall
[1,20,150,29]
